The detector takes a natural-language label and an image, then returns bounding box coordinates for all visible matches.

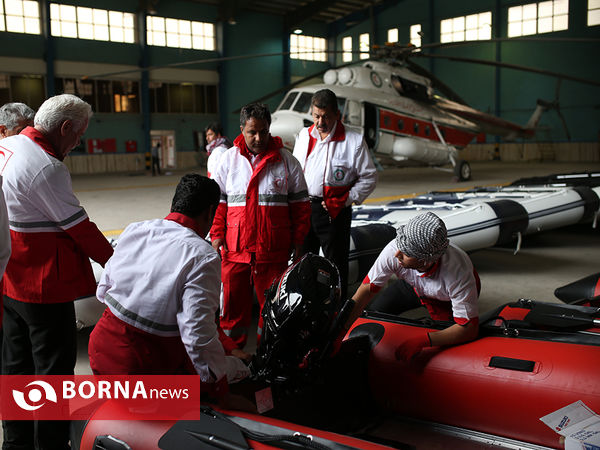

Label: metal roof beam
[285,0,340,30]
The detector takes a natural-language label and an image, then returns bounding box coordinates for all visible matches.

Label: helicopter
[83,39,599,182]
[270,54,549,181]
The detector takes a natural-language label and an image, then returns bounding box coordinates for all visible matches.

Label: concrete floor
[74,159,600,318]
[69,160,599,449]
[72,160,600,362]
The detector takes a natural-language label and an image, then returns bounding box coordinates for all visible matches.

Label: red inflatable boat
[347,299,600,449]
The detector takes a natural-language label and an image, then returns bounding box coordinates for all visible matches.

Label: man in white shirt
[349,212,480,362]
[0,102,34,138]
[293,89,377,298]
[1,94,113,450]
[0,101,30,280]
[205,122,231,178]
[89,174,250,401]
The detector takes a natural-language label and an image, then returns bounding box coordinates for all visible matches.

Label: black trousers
[303,202,352,300]
[151,156,161,175]
[2,296,77,450]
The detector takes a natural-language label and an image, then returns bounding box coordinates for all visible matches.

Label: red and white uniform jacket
[206,142,229,178]
[293,121,377,219]
[0,127,112,303]
[210,134,311,264]
[364,241,479,324]
[0,176,10,279]
[96,213,250,384]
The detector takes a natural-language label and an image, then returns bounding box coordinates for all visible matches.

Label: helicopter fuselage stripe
[378,109,477,147]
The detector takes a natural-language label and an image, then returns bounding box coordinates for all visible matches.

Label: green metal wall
[336,0,600,142]
[0,0,596,161]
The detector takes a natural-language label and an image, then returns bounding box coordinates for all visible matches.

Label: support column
[138,10,151,158]
[42,0,55,97]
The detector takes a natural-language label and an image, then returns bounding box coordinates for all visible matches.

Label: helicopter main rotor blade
[82,50,357,80]
[403,59,467,105]
[416,36,600,52]
[415,52,600,87]
[231,58,371,112]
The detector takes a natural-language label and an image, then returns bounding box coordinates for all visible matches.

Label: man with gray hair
[293,88,377,300]
[0,94,113,449]
[0,102,35,139]
[348,212,480,362]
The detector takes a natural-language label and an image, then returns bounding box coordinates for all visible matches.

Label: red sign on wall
[87,138,117,154]
[125,140,137,153]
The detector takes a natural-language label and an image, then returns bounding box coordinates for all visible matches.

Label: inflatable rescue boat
[72,255,600,450]
[348,299,600,449]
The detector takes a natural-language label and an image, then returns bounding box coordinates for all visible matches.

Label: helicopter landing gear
[453,159,471,181]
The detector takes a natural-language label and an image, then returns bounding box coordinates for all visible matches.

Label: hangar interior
[0,1,599,449]
[0,0,597,174]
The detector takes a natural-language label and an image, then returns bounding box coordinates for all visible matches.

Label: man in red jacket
[0,94,113,450]
[210,103,311,349]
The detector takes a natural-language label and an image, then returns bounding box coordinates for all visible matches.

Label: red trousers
[220,258,288,348]
[89,308,194,375]
[89,308,228,398]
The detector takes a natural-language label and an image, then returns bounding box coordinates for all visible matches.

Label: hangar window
[410,24,422,48]
[441,12,492,43]
[342,36,352,62]
[0,0,40,34]
[508,0,569,37]
[56,78,140,113]
[147,15,215,50]
[50,4,135,43]
[588,0,600,26]
[148,82,217,114]
[290,34,327,62]
[59,78,95,108]
[387,28,398,43]
[11,75,45,109]
[0,75,10,105]
[0,73,45,108]
[359,33,369,59]
[113,81,140,113]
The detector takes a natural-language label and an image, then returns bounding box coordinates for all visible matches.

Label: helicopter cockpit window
[343,99,361,126]
[293,92,313,113]
[391,74,431,103]
[278,92,298,111]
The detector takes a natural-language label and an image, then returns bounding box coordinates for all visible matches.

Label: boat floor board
[368,416,555,450]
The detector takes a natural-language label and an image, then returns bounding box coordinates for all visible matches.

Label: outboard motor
[251,253,353,385]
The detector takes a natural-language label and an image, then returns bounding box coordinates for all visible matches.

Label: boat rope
[513,231,522,255]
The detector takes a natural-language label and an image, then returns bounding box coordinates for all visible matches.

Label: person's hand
[211,238,224,253]
[231,348,252,364]
[321,200,328,213]
[291,243,305,262]
[329,331,346,357]
[395,333,431,362]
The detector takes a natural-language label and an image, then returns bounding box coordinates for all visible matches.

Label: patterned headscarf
[395,212,449,263]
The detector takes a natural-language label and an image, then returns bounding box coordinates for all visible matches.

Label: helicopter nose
[270,111,305,150]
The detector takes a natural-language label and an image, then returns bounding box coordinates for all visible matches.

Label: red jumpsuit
[210,134,311,348]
